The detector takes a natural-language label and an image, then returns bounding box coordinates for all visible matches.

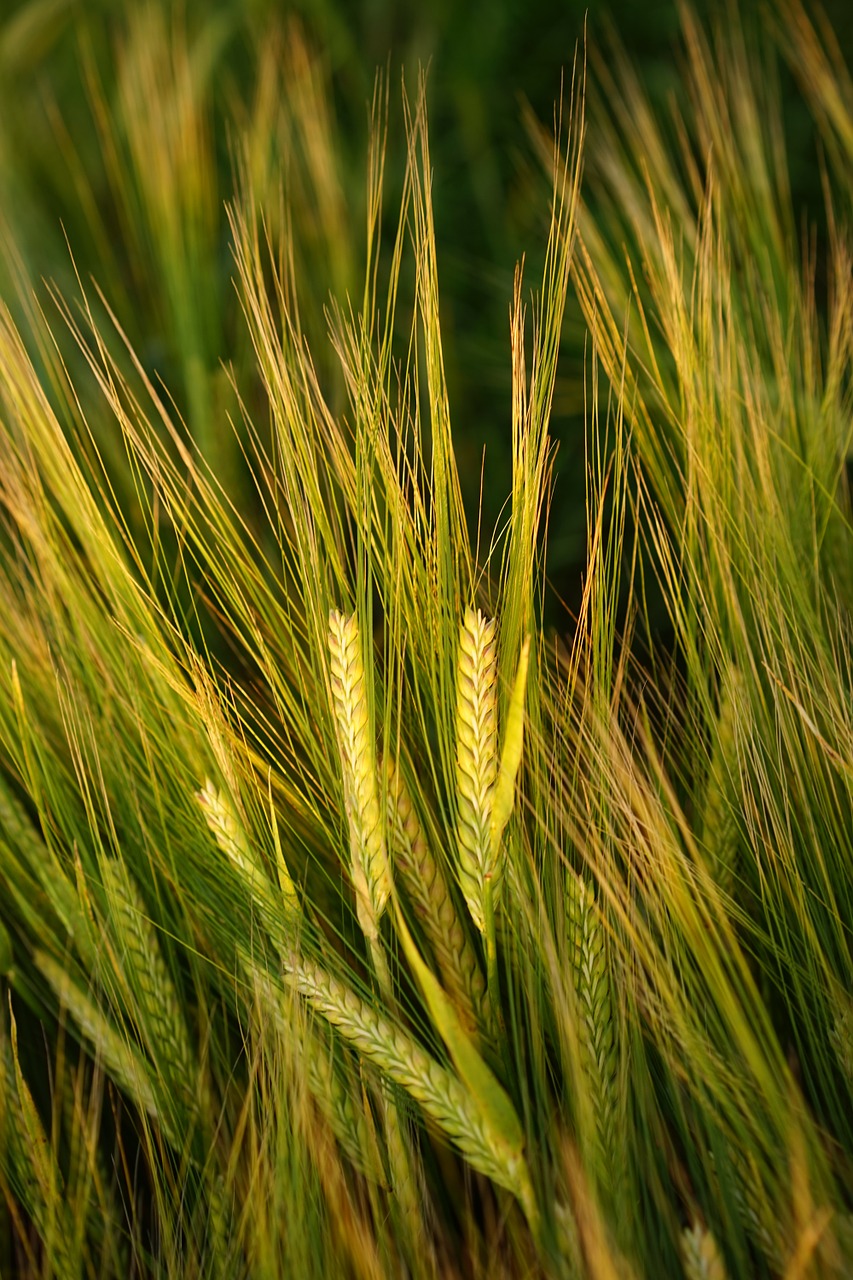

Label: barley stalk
[455,608,498,934]
[385,756,486,1031]
[680,1223,728,1280]
[566,873,618,1195]
[328,609,392,942]
[246,949,533,1208]
[101,858,206,1121]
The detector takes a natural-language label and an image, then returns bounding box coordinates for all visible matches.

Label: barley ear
[328,609,392,942]
[100,859,205,1122]
[680,1223,729,1280]
[198,779,297,957]
[385,756,486,1031]
[33,950,161,1127]
[251,951,535,1216]
[566,872,618,1196]
[700,664,743,895]
[305,1025,386,1185]
[455,607,497,934]
[0,778,97,969]
[731,1151,786,1267]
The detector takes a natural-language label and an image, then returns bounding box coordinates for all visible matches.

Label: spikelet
[101,859,204,1120]
[681,1223,728,1280]
[700,665,743,896]
[248,950,533,1208]
[566,872,618,1194]
[455,607,498,933]
[328,610,392,942]
[385,756,486,1031]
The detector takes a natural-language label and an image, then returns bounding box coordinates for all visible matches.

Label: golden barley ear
[680,1223,729,1280]
[328,609,392,942]
[455,607,498,934]
[198,778,298,957]
[385,756,487,1032]
[566,872,619,1197]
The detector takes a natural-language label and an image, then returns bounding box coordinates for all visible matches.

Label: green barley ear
[455,607,498,933]
[680,1223,728,1280]
[385,756,486,1031]
[700,665,744,895]
[328,609,392,943]
[731,1151,785,1269]
[566,872,619,1196]
[33,951,161,1127]
[100,859,206,1123]
[0,777,98,969]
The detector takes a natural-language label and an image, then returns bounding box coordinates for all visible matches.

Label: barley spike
[455,607,498,933]
[328,609,392,941]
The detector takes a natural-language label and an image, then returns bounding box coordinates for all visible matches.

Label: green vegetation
[0,2,851,1276]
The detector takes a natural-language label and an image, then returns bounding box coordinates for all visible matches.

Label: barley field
[0,2,851,1276]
